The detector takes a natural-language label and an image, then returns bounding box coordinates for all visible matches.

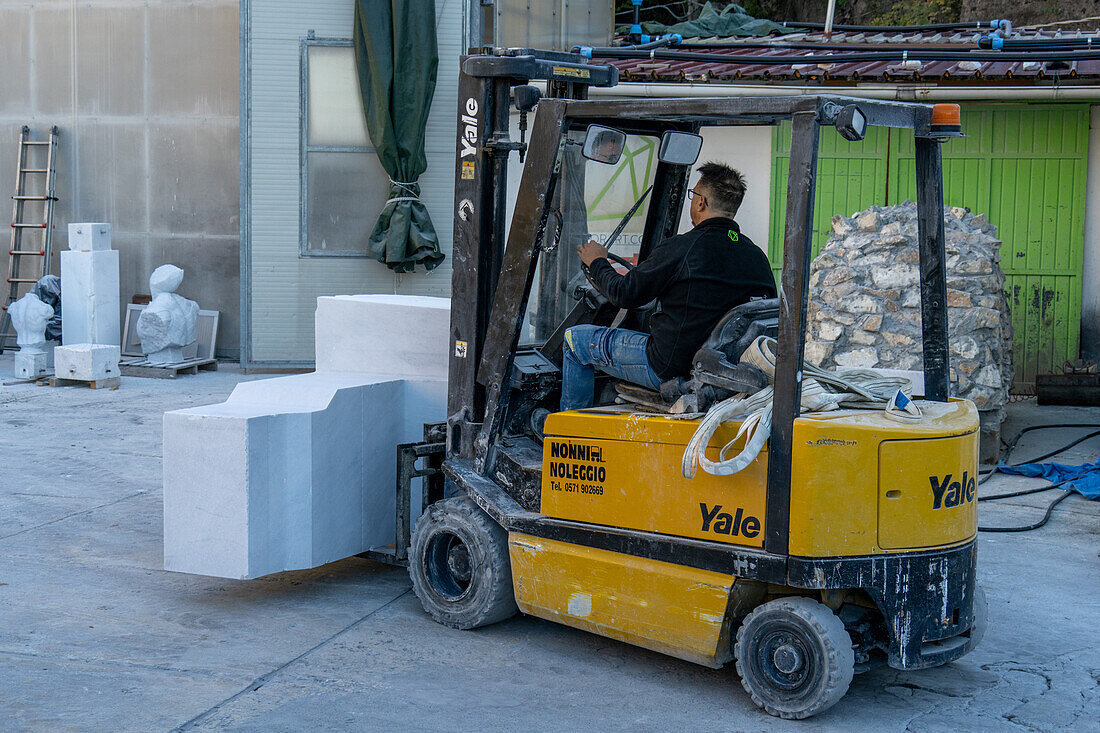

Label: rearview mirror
[658,131,703,166]
[582,125,626,165]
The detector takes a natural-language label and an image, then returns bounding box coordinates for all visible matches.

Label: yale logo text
[700,503,760,538]
[929,472,976,509]
[459,98,479,158]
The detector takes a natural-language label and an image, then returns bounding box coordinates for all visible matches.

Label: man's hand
[577,240,608,267]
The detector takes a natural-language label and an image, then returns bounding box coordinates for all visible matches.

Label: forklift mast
[447,50,618,460]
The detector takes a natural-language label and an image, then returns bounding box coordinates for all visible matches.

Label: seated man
[561,161,777,411]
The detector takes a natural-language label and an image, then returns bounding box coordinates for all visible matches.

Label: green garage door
[770,103,1089,391]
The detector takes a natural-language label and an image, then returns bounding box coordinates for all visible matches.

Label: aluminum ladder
[0,125,59,354]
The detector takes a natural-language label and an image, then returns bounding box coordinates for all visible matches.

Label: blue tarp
[998,460,1100,500]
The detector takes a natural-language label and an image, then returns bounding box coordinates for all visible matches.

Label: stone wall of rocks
[805,203,1013,431]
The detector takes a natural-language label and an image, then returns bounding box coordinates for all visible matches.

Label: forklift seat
[696,298,780,364]
[606,298,779,413]
[680,298,779,404]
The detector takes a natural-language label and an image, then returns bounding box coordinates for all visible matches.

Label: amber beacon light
[930,103,964,137]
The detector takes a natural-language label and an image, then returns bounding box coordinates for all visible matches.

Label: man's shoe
[530,408,551,438]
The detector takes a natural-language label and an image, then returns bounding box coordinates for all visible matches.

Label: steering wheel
[573,183,652,298]
[605,252,635,271]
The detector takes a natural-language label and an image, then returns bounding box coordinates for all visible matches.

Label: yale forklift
[400,49,983,719]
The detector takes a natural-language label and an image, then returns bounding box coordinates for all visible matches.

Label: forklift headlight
[836,105,867,142]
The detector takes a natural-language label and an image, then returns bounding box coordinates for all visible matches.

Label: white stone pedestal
[55,343,121,381]
[61,250,120,346]
[14,351,49,379]
[61,223,120,346]
[147,346,184,365]
[163,295,451,580]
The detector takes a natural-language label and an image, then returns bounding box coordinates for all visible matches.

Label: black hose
[675,38,1100,54]
[1005,422,1100,453]
[979,37,1100,50]
[981,484,1061,500]
[976,424,1099,532]
[674,40,972,51]
[1011,429,1100,465]
[981,423,1100,484]
[979,491,1074,532]
[591,47,1100,64]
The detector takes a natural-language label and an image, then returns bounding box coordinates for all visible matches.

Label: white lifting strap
[682,336,921,478]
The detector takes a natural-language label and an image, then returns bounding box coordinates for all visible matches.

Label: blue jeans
[560,325,662,411]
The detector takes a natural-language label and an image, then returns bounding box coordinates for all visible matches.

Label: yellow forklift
[397,50,983,719]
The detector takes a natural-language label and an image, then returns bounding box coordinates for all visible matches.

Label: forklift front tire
[409,496,518,630]
[734,596,855,719]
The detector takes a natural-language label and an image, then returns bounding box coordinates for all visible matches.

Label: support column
[915,137,951,402]
[765,111,818,558]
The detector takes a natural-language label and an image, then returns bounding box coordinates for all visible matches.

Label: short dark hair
[696,161,746,217]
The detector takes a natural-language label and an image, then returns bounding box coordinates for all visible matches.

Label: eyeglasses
[687,188,706,204]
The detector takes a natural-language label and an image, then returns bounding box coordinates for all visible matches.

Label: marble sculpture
[9,292,55,378]
[136,265,199,364]
[10,292,53,352]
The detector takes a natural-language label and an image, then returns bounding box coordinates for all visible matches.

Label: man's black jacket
[588,217,776,380]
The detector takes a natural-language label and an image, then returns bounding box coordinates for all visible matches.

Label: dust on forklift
[395,51,982,720]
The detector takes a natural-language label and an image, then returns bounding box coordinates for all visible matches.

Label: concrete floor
[1,355,1098,732]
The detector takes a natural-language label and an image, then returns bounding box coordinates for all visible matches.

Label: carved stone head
[149,264,185,296]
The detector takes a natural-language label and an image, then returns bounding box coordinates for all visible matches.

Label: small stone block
[55,343,121,381]
[14,351,49,379]
[67,222,112,251]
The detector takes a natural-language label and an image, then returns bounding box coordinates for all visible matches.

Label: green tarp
[625,2,791,38]
[353,0,444,273]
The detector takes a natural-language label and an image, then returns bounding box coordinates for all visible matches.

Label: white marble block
[61,249,120,346]
[67,222,111,251]
[14,351,49,379]
[314,294,451,375]
[54,343,120,381]
[163,295,451,580]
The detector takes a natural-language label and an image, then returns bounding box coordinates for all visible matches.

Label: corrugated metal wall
[770,104,1089,391]
[494,0,612,50]
[243,0,462,366]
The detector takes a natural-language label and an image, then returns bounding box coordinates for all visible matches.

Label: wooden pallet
[119,357,217,379]
[47,376,120,390]
[3,371,52,387]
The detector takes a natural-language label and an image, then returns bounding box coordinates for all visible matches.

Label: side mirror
[658,131,703,166]
[582,125,626,165]
[835,104,867,142]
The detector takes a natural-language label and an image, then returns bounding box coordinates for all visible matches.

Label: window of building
[300,38,388,257]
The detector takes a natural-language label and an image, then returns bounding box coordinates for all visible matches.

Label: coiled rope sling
[682,336,922,479]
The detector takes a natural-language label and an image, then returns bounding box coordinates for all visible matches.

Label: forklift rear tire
[734,596,855,719]
[409,496,518,630]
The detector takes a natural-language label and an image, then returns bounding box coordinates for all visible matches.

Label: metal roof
[596,29,1100,85]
